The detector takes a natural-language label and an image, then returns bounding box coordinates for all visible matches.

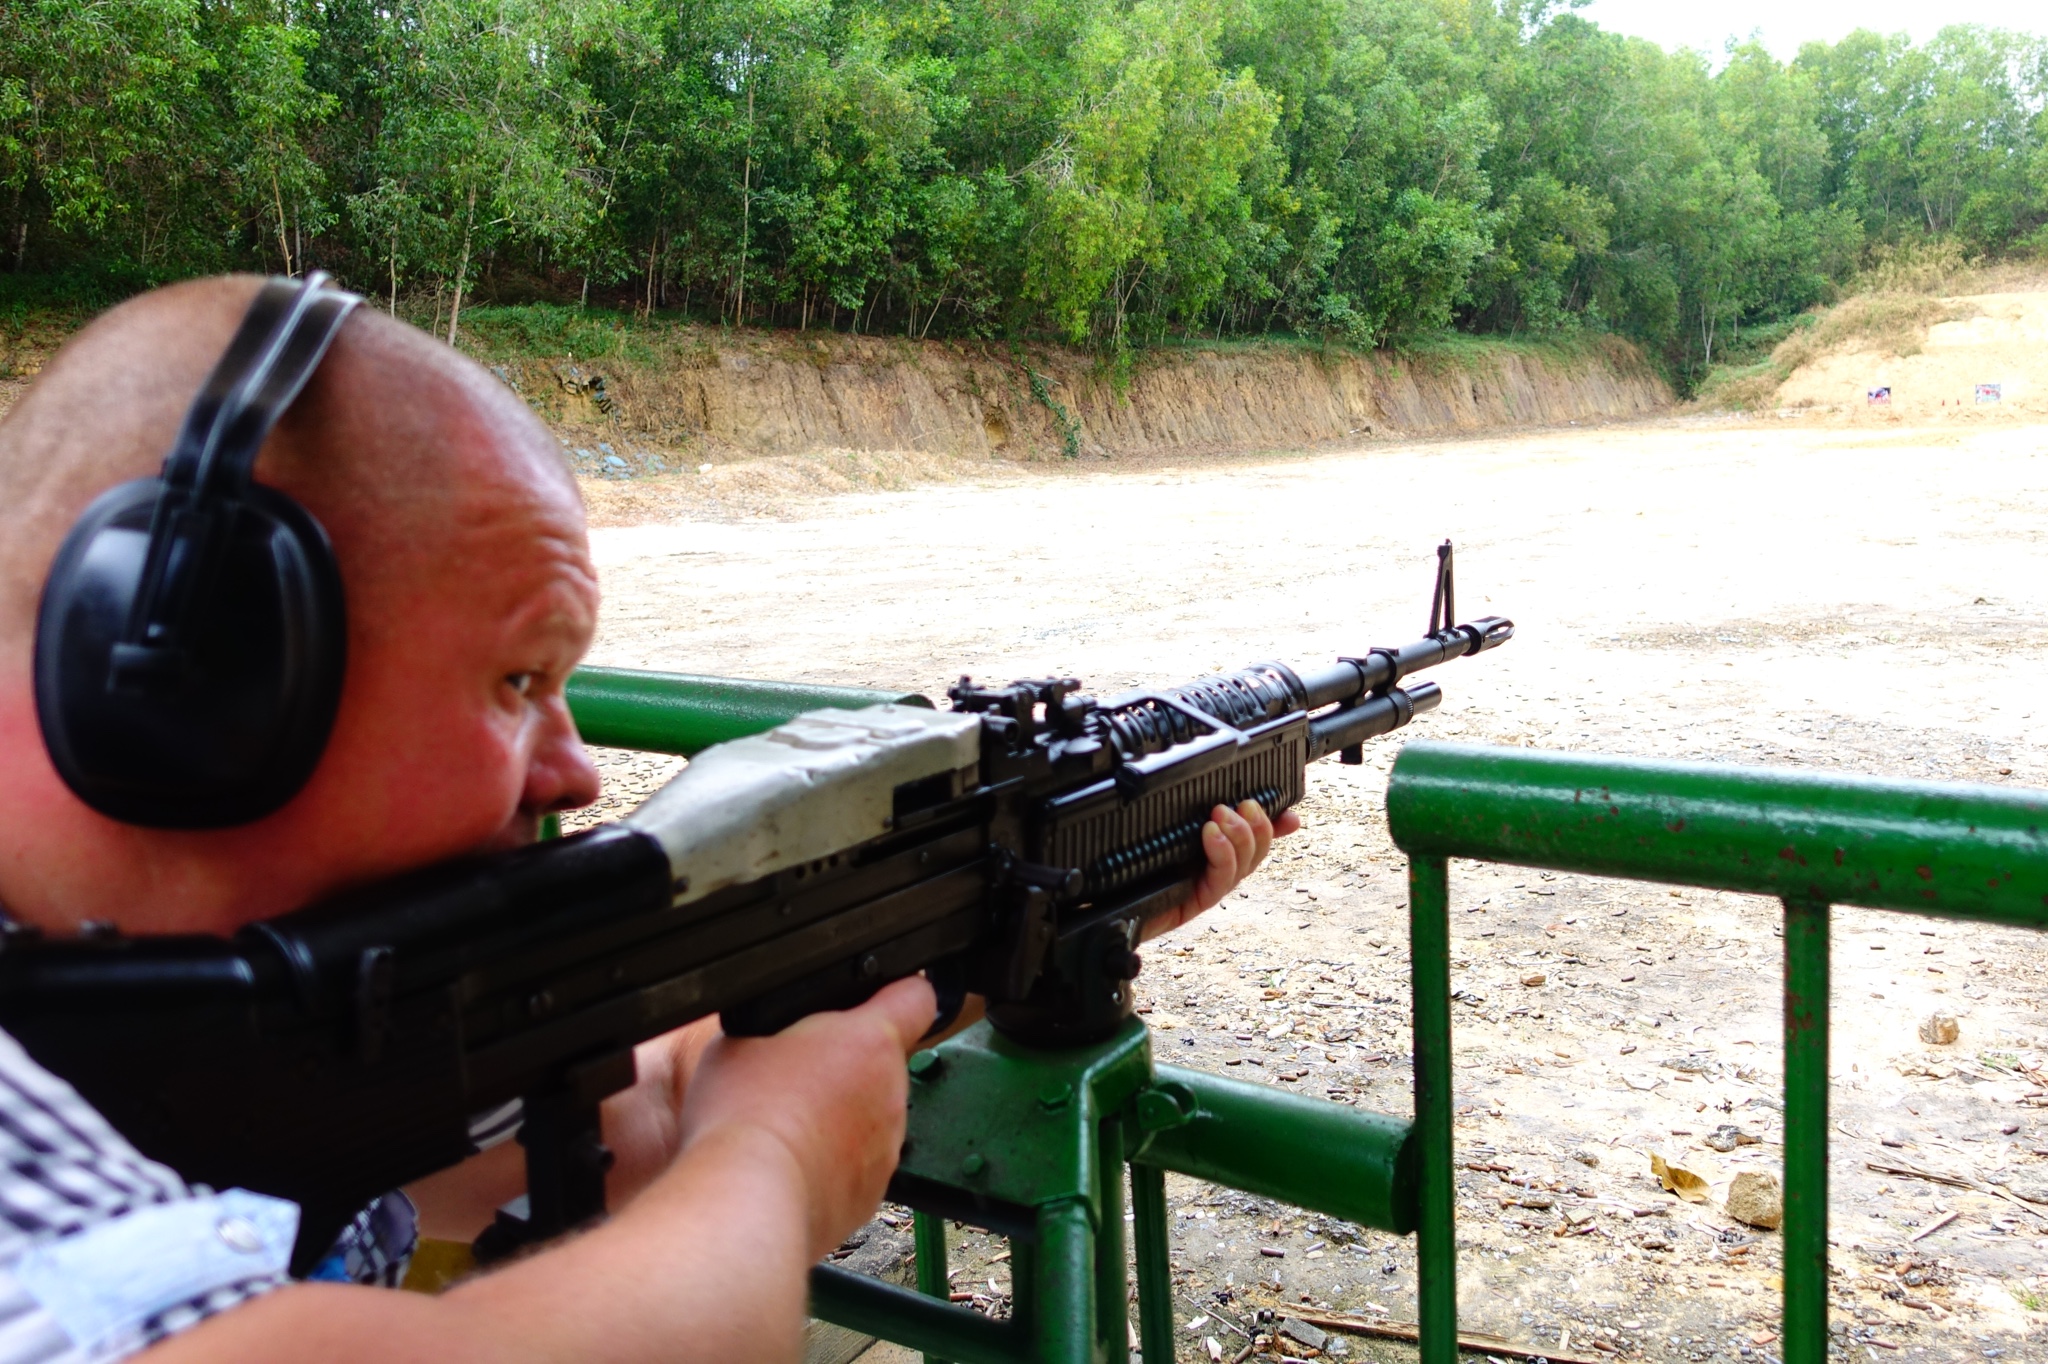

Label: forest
[3,0,2045,386]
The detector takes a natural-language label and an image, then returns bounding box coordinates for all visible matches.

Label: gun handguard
[0,617,1511,1266]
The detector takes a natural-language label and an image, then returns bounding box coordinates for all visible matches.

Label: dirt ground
[567,407,2048,1364]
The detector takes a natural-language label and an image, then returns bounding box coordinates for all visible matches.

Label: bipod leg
[521,1086,610,1237]
[476,1051,632,1262]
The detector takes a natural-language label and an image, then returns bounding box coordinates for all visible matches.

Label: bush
[1852,237,1978,296]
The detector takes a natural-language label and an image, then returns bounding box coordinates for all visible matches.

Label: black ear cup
[33,477,348,828]
[30,273,359,828]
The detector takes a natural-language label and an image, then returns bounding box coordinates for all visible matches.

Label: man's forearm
[145,1128,814,1364]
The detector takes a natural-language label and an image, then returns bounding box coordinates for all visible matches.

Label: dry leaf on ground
[1651,1153,1710,1202]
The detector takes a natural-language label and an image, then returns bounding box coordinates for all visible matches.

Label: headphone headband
[115,274,360,693]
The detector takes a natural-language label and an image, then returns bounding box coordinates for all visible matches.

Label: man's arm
[144,978,935,1364]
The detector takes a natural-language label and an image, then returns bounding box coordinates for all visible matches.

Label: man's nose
[522,696,602,814]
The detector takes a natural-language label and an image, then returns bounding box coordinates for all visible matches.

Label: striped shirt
[0,1028,414,1362]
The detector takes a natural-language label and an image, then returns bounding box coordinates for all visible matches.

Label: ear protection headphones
[34,273,363,828]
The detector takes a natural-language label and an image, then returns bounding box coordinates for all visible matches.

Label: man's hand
[410,985,927,1238]
[1142,799,1300,942]
[679,975,935,1260]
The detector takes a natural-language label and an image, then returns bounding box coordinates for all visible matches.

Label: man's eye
[506,673,534,697]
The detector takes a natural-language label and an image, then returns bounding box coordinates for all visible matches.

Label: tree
[0,0,210,270]
[221,16,334,277]
[1,0,2040,380]
[366,0,598,343]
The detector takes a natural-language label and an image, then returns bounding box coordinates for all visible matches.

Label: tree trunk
[736,66,755,328]
[271,171,294,277]
[448,186,477,347]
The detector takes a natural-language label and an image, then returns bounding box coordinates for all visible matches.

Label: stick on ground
[1285,1310,1606,1364]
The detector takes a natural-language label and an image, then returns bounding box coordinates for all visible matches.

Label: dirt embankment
[1775,290,2048,421]
[1700,275,2048,424]
[0,311,1669,466]
[494,331,1671,472]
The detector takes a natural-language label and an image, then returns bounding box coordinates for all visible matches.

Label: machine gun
[0,545,1510,1273]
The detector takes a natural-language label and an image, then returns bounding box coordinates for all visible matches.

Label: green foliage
[0,1,2043,391]
[1023,363,1083,458]
[448,302,663,365]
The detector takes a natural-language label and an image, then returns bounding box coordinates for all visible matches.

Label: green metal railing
[1387,742,2048,1364]
[566,666,928,756]
[556,670,2048,1364]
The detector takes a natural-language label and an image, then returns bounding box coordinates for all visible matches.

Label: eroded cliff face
[2,318,1669,463]
[505,331,1671,466]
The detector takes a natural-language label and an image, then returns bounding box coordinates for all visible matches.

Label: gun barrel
[1294,616,1513,710]
[1306,681,1441,761]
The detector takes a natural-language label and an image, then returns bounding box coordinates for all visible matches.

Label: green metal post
[1097,1123,1128,1364]
[1036,1200,1097,1364]
[567,666,928,757]
[1130,1163,1175,1364]
[1409,854,1457,1364]
[1010,1239,1039,1345]
[1782,898,1830,1364]
[915,1210,953,1364]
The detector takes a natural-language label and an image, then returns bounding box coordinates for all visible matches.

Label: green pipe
[1387,743,2048,928]
[1782,898,1830,1364]
[1130,1164,1175,1364]
[567,666,930,757]
[915,1210,953,1364]
[1135,1067,1416,1234]
[1035,1200,1097,1364]
[810,1265,1031,1364]
[1409,855,1458,1364]
[1096,1122,1128,1364]
[1008,1238,1038,1334]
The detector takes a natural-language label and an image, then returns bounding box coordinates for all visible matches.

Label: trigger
[922,956,968,1041]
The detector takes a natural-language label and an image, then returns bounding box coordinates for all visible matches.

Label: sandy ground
[570,410,2048,1364]
[1779,290,2048,422]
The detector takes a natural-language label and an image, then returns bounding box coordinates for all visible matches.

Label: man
[0,277,1290,1362]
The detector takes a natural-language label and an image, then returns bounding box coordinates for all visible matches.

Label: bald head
[0,276,576,653]
[0,276,602,934]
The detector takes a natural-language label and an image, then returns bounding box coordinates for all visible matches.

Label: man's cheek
[336,696,526,859]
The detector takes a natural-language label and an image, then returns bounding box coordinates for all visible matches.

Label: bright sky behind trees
[1579,0,2045,61]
